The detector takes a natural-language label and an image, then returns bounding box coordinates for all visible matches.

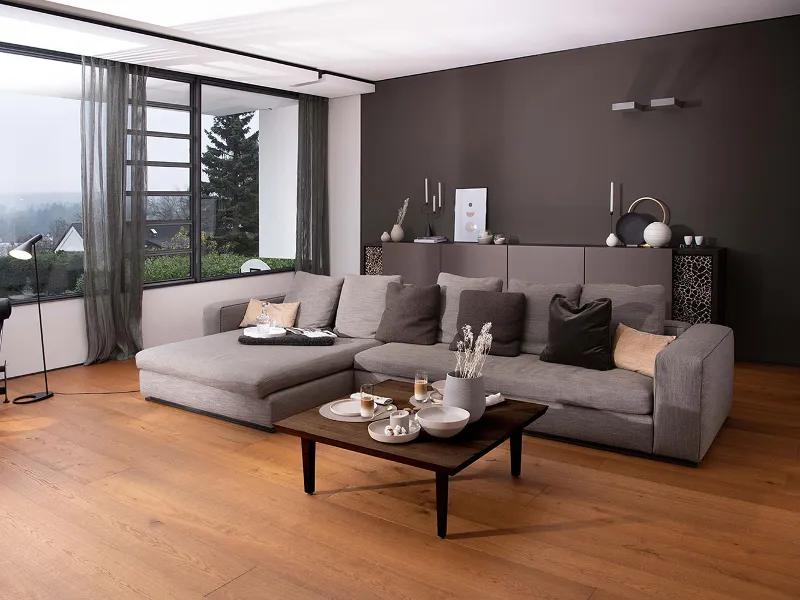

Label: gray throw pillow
[580,284,666,335]
[375,283,441,345]
[508,280,582,355]
[449,290,526,357]
[437,273,504,343]
[283,271,344,329]
[334,274,403,338]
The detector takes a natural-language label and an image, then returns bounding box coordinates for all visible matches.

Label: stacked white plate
[243,326,286,339]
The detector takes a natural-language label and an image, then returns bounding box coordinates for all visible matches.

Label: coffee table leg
[301,438,316,494]
[436,472,449,539]
[510,429,522,478]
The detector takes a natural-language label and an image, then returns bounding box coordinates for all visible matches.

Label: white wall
[328,95,362,278]
[1,271,295,379]
[259,104,299,259]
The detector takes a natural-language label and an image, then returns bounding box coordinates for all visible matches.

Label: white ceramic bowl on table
[416,406,470,438]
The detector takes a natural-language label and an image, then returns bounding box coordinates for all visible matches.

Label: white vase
[380,231,391,242]
[605,232,620,247]
[643,222,672,248]
[390,224,404,242]
[443,372,485,423]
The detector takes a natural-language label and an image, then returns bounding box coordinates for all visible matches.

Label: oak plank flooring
[0,360,798,599]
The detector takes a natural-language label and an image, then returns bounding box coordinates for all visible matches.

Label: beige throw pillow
[239,299,300,328]
[612,323,676,378]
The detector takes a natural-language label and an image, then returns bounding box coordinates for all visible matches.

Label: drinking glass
[414,370,429,401]
[360,383,375,419]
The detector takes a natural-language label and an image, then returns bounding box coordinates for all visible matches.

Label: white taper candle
[438,182,442,208]
[610,181,614,214]
[432,194,436,212]
[425,178,429,204]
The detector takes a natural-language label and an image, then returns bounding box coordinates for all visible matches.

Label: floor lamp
[9,234,54,404]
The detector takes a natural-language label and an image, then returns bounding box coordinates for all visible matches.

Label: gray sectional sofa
[136,272,734,464]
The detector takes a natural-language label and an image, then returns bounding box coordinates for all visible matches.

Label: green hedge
[0,251,294,299]
[0,251,84,299]
[145,253,294,282]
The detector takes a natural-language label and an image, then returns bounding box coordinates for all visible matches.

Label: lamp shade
[9,233,43,260]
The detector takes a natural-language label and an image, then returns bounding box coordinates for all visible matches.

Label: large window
[200,85,298,279]
[0,45,297,304]
[0,53,84,301]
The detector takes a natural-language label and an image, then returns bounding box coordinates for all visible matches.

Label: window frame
[0,41,298,306]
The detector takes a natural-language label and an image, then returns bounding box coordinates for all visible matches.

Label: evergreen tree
[201,112,259,255]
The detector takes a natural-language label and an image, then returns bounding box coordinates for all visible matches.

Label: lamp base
[13,391,54,404]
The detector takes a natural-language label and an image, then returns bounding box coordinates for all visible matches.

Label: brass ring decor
[627,196,669,224]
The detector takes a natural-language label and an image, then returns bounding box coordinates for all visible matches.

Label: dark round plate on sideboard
[616,212,656,246]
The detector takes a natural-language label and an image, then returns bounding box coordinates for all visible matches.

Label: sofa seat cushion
[136,330,381,398]
[354,343,653,415]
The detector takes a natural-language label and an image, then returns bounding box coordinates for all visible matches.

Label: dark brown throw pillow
[449,290,526,357]
[375,283,441,345]
[539,294,613,371]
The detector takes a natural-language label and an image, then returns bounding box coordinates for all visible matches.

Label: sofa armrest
[664,319,691,337]
[653,324,734,463]
[202,294,286,336]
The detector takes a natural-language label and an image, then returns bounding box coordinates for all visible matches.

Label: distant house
[54,222,189,252]
[55,222,84,252]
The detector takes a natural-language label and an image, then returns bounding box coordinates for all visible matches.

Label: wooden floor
[1,361,799,600]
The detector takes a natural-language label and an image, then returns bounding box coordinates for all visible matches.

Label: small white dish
[431,380,446,394]
[416,406,470,438]
[243,326,286,339]
[329,398,363,417]
[368,419,420,444]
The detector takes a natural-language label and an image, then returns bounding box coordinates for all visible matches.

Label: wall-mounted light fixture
[650,97,685,109]
[611,101,645,112]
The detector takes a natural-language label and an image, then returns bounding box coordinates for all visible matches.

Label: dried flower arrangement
[396,197,409,226]
[454,322,493,379]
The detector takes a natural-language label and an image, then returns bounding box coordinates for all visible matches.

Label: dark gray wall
[361,16,800,364]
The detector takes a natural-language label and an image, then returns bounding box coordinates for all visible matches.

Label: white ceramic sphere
[643,222,672,248]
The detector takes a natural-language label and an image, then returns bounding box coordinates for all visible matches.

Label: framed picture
[454,188,487,243]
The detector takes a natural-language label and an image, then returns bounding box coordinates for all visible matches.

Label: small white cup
[694,235,704,247]
[684,235,693,246]
[389,409,410,432]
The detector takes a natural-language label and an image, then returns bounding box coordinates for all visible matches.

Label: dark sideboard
[363,243,726,325]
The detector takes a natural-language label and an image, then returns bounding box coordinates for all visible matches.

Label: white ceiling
[12,0,800,82]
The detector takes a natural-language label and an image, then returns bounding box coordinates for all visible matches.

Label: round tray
[319,401,397,423]
[243,326,287,339]
[368,419,420,444]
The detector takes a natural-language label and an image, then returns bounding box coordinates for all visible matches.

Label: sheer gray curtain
[80,58,148,364]
[296,94,330,274]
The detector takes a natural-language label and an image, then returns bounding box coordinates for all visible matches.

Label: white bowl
[368,419,420,443]
[477,237,493,245]
[416,406,470,438]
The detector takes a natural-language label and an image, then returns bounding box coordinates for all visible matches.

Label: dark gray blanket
[238,332,335,346]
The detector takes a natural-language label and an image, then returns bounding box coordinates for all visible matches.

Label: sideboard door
[382,243,442,286]
[584,247,673,317]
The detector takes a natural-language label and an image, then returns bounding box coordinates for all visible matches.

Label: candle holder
[421,178,444,236]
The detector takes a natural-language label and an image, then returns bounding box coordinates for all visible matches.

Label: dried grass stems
[454,322,492,378]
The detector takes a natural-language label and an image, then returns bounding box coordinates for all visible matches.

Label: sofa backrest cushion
[449,290,526,357]
[283,271,345,329]
[335,274,403,338]
[580,283,666,335]
[437,272,504,343]
[376,282,441,345]
[508,280,582,355]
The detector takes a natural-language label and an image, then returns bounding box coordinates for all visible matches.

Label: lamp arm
[33,244,49,393]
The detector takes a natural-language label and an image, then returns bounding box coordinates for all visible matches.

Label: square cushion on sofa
[539,295,613,371]
[508,280,581,355]
[335,274,403,339]
[376,282,441,345]
[354,343,654,415]
[581,284,666,335]
[449,290,526,356]
[437,273,503,344]
[283,271,344,329]
[136,330,381,398]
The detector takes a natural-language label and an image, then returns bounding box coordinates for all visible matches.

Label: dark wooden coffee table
[273,380,547,538]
